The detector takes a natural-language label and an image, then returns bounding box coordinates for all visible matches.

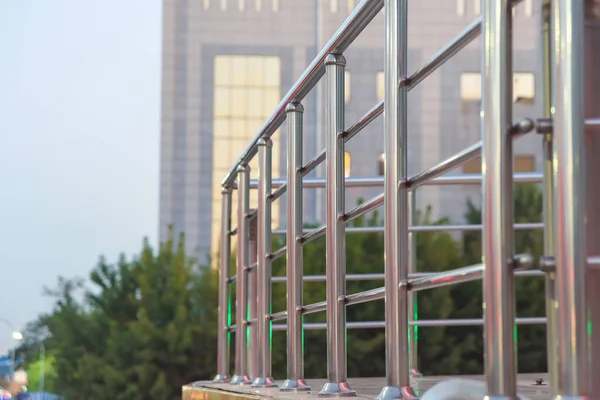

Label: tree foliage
[19,231,218,400]
[18,185,546,398]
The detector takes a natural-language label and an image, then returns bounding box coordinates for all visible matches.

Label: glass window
[345,71,351,103]
[213,118,230,137]
[347,0,356,13]
[331,0,338,12]
[230,119,246,139]
[263,88,280,116]
[513,72,535,104]
[264,58,281,87]
[459,72,535,103]
[246,88,263,117]
[515,155,535,172]
[231,87,247,113]
[239,0,245,11]
[462,155,535,174]
[377,153,385,176]
[377,71,384,101]
[211,55,282,258]
[204,0,211,10]
[247,57,264,84]
[462,157,481,174]
[345,152,351,178]
[473,0,480,15]
[525,0,533,17]
[214,87,231,117]
[221,0,227,11]
[457,0,465,16]
[272,0,279,11]
[214,57,231,86]
[460,73,481,101]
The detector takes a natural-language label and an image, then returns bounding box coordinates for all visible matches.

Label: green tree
[459,183,546,373]
[33,231,218,400]
[269,202,465,378]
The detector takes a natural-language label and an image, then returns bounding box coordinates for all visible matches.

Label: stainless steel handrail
[212,0,599,397]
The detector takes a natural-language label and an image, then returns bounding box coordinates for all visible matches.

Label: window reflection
[211,55,282,258]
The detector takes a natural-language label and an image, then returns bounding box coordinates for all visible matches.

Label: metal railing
[211,0,600,398]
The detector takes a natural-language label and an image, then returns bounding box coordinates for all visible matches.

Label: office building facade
[160,0,542,262]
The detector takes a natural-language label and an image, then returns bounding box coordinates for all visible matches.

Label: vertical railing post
[252,138,277,388]
[408,189,421,378]
[378,0,416,399]
[319,53,354,397]
[248,215,259,381]
[280,103,311,393]
[230,164,252,385]
[540,0,558,396]
[584,4,600,397]
[214,187,233,383]
[553,0,590,396]
[481,0,516,397]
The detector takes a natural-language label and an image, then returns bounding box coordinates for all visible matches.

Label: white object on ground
[420,378,532,400]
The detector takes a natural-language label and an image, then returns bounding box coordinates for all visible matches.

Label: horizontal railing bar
[230,269,545,285]
[406,119,533,189]
[343,194,382,222]
[269,270,544,284]
[297,9,527,177]
[272,322,385,331]
[589,256,600,267]
[275,222,544,239]
[270,311,288,322]
[301,153,325,178]
[301,225,326,245]
[406,264,484,293]
[411,317,547,327]
[230,228,237,236]
[271,273,386,283]
[586,118,600,126]
[269,246,287,261]
[221,0,384,187]
[345,286,384,306]
[256,172,543,190]
[269,184,286,202]
[268,317,546,331]
[302,300,327,315]
[343,120,533,222]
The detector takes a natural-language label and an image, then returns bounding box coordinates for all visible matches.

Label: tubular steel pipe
[213,188,233,383]
[221,0,384,187]
[259,171,543,191]
[269,269,545,284]
[540,0,558,396]
[286,222,544,244]
[302,300,327,316]
[553,0,590,395]
[319,54,353,397]
[269,246,287,261]
[248,221,259,380]
[297,0,526,179]
[343,119,533,224]
[481,0,517,396]
[378,0,415,396]
[269,184,286,202]
[280,103,311,393]
[230,164,252,385]
[270,317,547,332]
[251,139,276,388]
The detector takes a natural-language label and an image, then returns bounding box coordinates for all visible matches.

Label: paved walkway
[184,374,550,399]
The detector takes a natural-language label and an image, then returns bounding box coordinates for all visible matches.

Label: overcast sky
[0,0,161,354]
